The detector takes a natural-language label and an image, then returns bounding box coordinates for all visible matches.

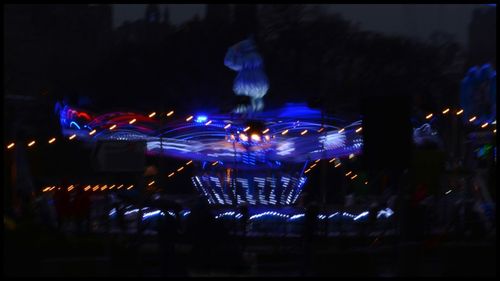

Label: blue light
[70,121,81,129]
[195,115,208,123]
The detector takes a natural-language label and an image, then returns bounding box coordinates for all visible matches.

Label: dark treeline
[5,4,463,118]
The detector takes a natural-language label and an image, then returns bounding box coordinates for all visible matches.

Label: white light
[148,112,156,118]
[251,134,261,142]
[445,190,452,195]
[224,124,231,129]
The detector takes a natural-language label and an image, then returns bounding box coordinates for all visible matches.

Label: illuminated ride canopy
[57,103,363,205]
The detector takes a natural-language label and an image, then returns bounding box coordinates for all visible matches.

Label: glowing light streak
[355,127,362,133]
[304,168,311,174]
[127,185,133,190]
[212,161,219,166]
[349,153,355,159]
[425,113,433,120]
[92,185,99,191]
[28,140,36,147]
[43,187,51,192]
[345,171,352,176]
[117,184,124,189]
[334,163,341,168]
[186,160,193,165]
[84,185,91,191]
[239,133,248,141]
[442,108,450,114]
[89,130,96,135]
[469,116,477,122]
[109,185,115,190]
[338,128,345,133]
[262,128,269,134]
[109,124,117,130]
[205,120,212,126]
[456,109,463,115]
[69,121,81,129]
[148,181,155,186]
[224,124,231,129]
[69,134,76,140]
[310,163,317,169]
[251,134,261,142]
[315,159,321,163]
[177,166,184,172]
[186,116,194,121]
[7,143,15,149]
[166,110,174,117]
[101,185,108,191]
[148,112,156,118]
[350,174,358,180]
[264,135,270,141]
[300,129,308,135]
[481,122,489,128]
[317,127,324,133]
[168,172,175,177]
[445,190,452,195]
[129,118,137,124]
[67,185,75,191]
[48,138,56,144]
[281,129,289,135]
[329,158,336,163]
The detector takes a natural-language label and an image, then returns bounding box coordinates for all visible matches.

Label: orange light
[205,120,212,126]
[148,112,156,118]
[92,185,99,191]
[28,140,36,147]
[69,134,76,140]
[212,161,218,166]
[177,166,184,172]
[48,137,56,144]
[350,174,358,180]
[168,172,175,177]
[329,158,336,163]
[310,164,317,169]
[42,187,51,192]
[127,185,133,190]
[148,181,155,186]
[456,109,463,115]
[7,143,15,149]
[224,124,231,129]
[186,116,193,121]
[262,128,270,134]
[89,129,96,135]
[425,113,433,120]
[345,171,352,176]
[315,159,320,163]
[166,110,174,117]
[67,185,74,191]
[264,135,270,141]
[109,185,115,190]
[481,122,488,128]
[129,118,137,124]
[334,163,341,168]
[84,185,91,191]
[364,181,368,185]
[442,108,450,114]
[109,124,117,130]
[117,184,124,190]
[281,129,289,135]
[469,116,476,122]
[304,169,311,174]
[239,133,248,141]
[338,128,345,134]
[101,185,108,191]
[300,130,308,135]
[317,127,325,133]
[186,160,193,165]
[251,134,261,142]
[243,126,251,132]
[355,127,362,133]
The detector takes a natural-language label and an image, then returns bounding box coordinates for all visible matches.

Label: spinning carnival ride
[57,102,363,206]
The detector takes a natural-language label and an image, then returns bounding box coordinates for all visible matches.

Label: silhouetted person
[54,186,70,231]
[74,186,91,234]
[302,201,319,276]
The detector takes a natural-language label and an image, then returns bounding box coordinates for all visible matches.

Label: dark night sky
[114,4,489,47]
